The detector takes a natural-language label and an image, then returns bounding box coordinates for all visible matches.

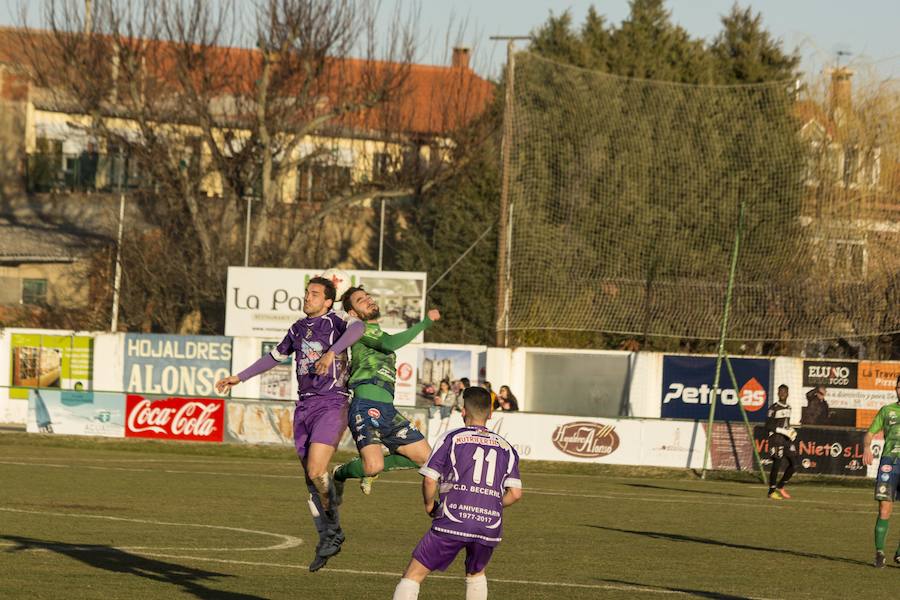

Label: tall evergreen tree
[394,111,501,345]
[710,5,801,84]
[396,2,805,349]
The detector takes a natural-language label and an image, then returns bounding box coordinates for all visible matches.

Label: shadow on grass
[595,578,761,599]
[586,525,869,567]
[2,535,266,600]
[624,483,747,498]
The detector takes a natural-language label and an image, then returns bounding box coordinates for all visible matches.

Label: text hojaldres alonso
[124,335,233,397]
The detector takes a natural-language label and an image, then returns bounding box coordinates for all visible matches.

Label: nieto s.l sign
[125,395,224,442]
[660,355,772,422]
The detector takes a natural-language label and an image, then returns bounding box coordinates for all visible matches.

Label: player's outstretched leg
[361,454,419,494]
[306,480,345,572]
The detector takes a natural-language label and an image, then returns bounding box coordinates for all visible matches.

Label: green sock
[334,454,419,481]
[383,454,419,472]
[875,518,890,551]
[334,458,366,481]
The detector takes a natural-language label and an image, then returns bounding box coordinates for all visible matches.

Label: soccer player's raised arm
[373,309,441,352]
[216,332,294,393]
[315,320,365,375]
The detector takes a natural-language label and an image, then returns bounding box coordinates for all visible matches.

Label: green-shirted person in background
[864,374,900,568]
[329,286,440,499]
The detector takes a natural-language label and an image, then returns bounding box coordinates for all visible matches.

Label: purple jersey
[272,312,350,402]
[420,426,522,547]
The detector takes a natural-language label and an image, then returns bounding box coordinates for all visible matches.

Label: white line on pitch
[0,460,874,513]
[0,507,303,551]
[111,551,779,600]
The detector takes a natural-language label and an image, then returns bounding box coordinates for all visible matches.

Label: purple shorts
[293,398,348,459]
[412,530,494,574]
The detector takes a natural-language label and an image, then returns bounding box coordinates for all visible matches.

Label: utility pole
[84,0,92,35]
[378,197,386,270]
[244,193,253,267]
[490,35,529,348]
[110,151,125,332]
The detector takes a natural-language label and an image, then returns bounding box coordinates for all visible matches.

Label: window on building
[28,138,64,192]
[372,152,392,180]
[401,145,422,178]
[298,161,352,203]
[842,146,859,188]
[21,279,48,305]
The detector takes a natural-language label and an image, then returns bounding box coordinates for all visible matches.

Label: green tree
[710,5,800,84]
[398,2,806,350]
[394,112,501,345]
[511,2,805,348]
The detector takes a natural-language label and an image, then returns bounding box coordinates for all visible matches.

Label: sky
[3,1,900,83]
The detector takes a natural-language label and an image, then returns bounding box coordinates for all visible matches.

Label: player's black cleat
[317,528,345,558]
[894,551,900,566]
[874,551,886,568]
[309,553,329,572]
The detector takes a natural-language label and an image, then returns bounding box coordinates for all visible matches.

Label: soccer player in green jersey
[328,286,439,498]
[863,375,900,568]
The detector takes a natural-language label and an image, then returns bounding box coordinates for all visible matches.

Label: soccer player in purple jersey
[215,276,365,572]
[392,386,523,600]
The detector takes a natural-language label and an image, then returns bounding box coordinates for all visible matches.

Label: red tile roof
[0,26,494,137]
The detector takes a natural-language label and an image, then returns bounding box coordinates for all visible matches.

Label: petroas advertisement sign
[661,355,771,422]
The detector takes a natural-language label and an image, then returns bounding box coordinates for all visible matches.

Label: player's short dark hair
[307,276,336,302]
[778,384,788,390]
[341,286,365,312]
[463,386,492,419]
[461,377,470,387]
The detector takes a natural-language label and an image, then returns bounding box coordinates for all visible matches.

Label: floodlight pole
[491,35,529,348]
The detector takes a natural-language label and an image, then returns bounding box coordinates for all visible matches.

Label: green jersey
[348,317,433,403]
[868,402,900,457]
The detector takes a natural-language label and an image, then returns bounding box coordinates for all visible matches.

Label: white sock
[466,574,487,600]
[392,577,420,600]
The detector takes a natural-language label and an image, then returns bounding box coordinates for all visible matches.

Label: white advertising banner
[426,412,709,468]
[639,420,707,469]
[394,345,418,406]
[27,389,125,438]
[225,267,427,339]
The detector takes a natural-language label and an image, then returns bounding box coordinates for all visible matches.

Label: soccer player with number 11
[392,386,523,600]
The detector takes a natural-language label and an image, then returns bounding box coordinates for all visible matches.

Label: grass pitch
[0,432,894,599]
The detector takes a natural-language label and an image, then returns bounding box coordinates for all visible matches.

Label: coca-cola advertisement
[125,394,224,442]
